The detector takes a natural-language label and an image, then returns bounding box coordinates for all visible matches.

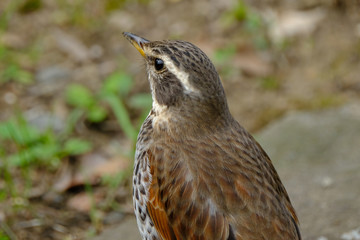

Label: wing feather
[147,149,230,240]
[147,150,177,240]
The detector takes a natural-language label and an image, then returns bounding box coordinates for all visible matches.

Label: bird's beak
[123,32,150,58]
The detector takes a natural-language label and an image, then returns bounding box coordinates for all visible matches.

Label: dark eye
[154,58,164,71]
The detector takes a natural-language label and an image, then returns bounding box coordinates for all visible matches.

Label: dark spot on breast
[135,161,140,175]
[135,189,139,200]
[142,135,150,142]
[137,172,142,183]
[139,185,146,194]
[145,118,152,128]
[184,51,190,57]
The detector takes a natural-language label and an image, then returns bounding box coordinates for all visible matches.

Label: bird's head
[123,32,231,126]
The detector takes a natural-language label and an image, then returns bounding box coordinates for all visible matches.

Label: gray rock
[103,212,125,225]
[92,217,140,240]
[36,66,70,83]
[30,66,71,96]
[25,107,65,133]
[257,103,360,240]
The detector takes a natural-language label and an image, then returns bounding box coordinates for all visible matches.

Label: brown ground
[0,0,360,239]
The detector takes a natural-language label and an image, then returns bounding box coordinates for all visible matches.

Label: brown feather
[147,151,177,240]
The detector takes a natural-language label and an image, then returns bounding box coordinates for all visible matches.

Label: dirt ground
[0,0,360,239]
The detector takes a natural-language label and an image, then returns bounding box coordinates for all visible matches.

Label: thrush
[123,32,301,240]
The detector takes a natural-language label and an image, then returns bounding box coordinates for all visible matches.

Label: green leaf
[19,0,43,14]
[102,72,133,96]
[64,138,92,155]
[63,109,84,138]
[213,45,236,64]
[0,118,41,145]
[1,65,33,84]
[0,190,7,201]
[103,94,137,141]
[65,84,95,109]
[128,93,152,110]
[8,142,60,167]
[87,105,107,122]
[0,229,11,240]
[232,0,248,21]
[32,143,60,165]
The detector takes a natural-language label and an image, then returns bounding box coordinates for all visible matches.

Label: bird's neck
[151,101,232,138]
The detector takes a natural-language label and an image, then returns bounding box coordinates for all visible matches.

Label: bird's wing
[146,133,301,240]
[225,135,301,240]
[147,150,177,240]
[146,149,232,240]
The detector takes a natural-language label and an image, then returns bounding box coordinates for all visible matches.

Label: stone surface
[91,217,140,240]
[93,103,360,240]
[257,103,360,240]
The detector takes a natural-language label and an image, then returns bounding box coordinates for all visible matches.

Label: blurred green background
[0,0,360,239]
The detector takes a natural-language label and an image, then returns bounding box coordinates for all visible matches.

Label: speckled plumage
[124,32,301,240]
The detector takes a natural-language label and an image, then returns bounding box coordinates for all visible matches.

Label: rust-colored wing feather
[146,148,230,240]
[147,150,177,240]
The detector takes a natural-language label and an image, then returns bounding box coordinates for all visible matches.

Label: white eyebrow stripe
[162,55,200,94]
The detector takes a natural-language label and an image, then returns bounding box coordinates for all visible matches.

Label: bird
[123,32,301,240]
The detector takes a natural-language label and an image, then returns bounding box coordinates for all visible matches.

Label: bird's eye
[154,58,164,71]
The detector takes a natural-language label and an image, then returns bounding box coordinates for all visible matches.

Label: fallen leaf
[233,50,273,77]
[66,192,102,212]
[73,153,130,185]
[52,159,74,192]
[52,153,130,193]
